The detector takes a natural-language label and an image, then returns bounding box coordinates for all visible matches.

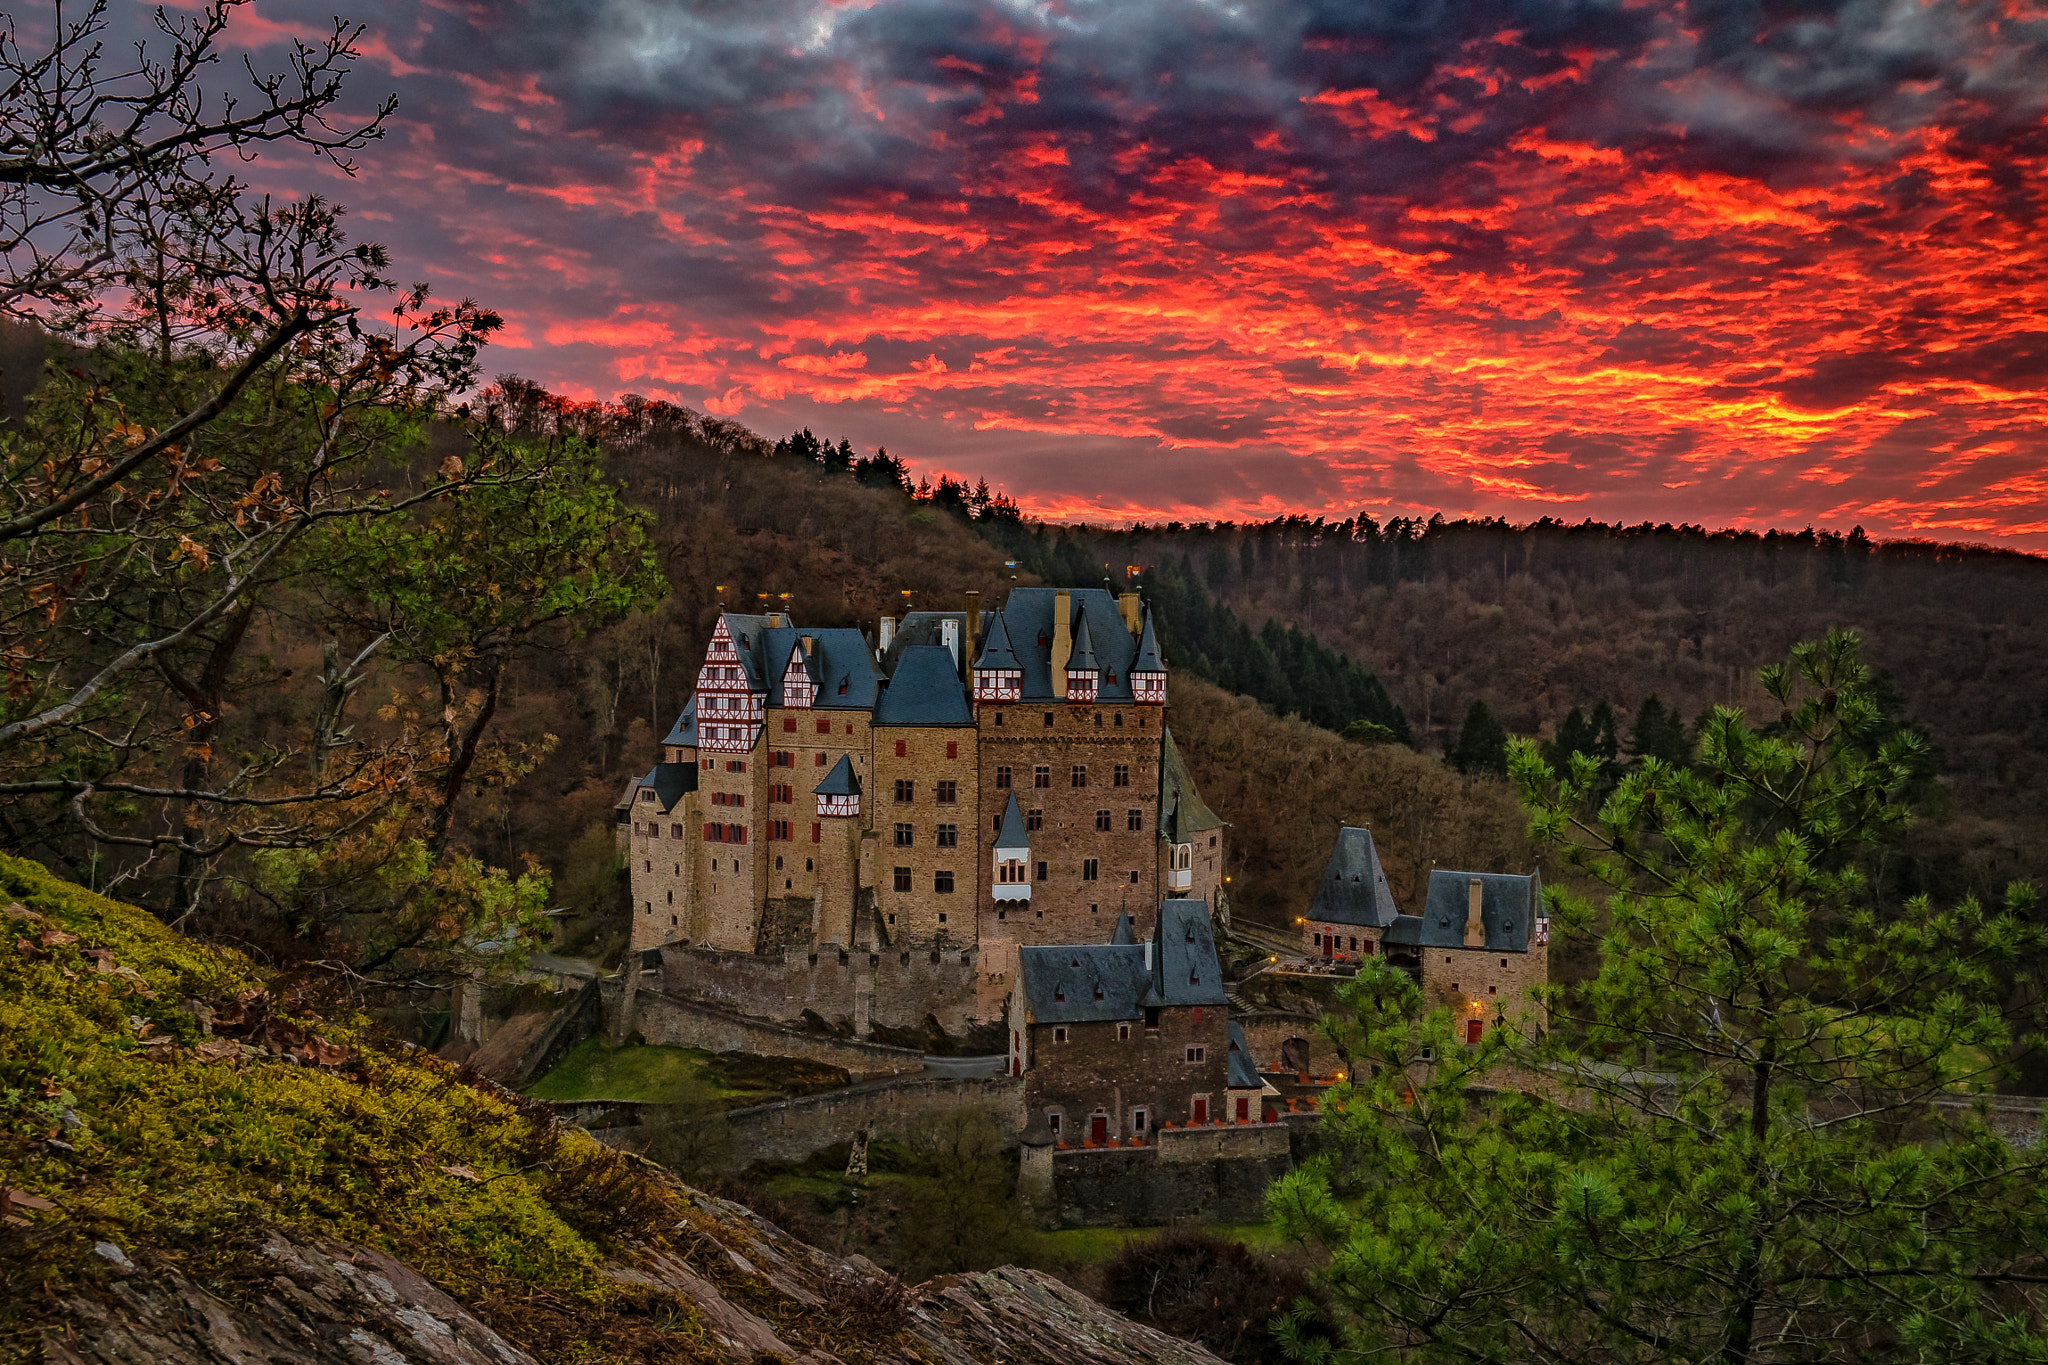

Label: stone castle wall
[658,942,990,1032]
[622,986,928,1080]
[1032,1120,1297,1227]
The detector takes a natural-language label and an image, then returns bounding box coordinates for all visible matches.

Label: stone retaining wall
[617,985,928,1080]
[658,943,989,1033]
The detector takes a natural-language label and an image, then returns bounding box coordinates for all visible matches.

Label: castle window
[784,718,797,732]
[893,867,912,892]
[995,766,1012,789]
[1130,1107,1147,1134]
[994,711,1004,726]
[671,823,685,838]
[838,680,848,694]
[1036,860,1048,881]
[1145,1007,1161,1029]
[727,760,745,772]
[816,717,830,734]
[1114,712,1123,727]
[938,911,947,922]
[1043,711,1053,727]
[1082,859,1099,881]
[946,741,959,759]
[1501,958,1508,967]
[936,824,958,849]
[1054,1027,1068,1043]
[1071,765,1087,788]
[1113,764,1130,787]
[1185,1045,1206,1063]
[1095,810,1111,832]
[894,823,913,847]
[894,779,914,803]
[1126,809,1142,831]
[639,790,655,803]
[1313,933,1322,947]
[1093,713,1102,728]
[806,858,813,871]
[1118,1023,1131,1041]
[1027,809,1043,832]
[1489,985,1498,994]
[935,871,954,893]
[776,856,783,870]
[936,780,957,804]
[816,752,826,765]
[1033,765,1050,789]
[1094,986,1104,1001]
[895,739,908,757]
[1209,835,1217,847]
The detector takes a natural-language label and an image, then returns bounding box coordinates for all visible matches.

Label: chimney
[1050,590,1073,698]
[940,618,959,666]
[1118,590,1142,637]
[1144,937,1154,971]
[963,590,981,681]
[878,615,895,654]
[1465,877,1486,947]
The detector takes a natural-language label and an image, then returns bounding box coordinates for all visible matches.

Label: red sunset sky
[227,0,2048,544]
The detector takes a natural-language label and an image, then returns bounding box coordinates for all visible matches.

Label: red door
[1192,1097,1208,1125]
[1235,1097,1250,1123]
[1466,1018,1484,1045]
[1091,1113,1108,1144]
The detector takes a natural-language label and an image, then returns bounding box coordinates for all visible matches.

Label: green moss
[0,853,686,1351]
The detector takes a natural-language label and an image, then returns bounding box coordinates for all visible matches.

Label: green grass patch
[525,1038,732,1104]
[524,1038,851,1107]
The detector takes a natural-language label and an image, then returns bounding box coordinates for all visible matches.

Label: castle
[617,587,1226,1031]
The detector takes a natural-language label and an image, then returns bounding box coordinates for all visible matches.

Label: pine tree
[1449,700,1508,776]
[1274,630,2048,1364]
[1627,694,1691,767]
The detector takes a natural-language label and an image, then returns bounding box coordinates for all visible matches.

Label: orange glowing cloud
[235,0,2048,545]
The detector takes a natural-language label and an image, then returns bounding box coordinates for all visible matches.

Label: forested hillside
[1015,517,2048,908]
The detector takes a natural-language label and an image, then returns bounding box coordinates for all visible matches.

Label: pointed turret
[1065,614,1101,702]
[993,791,1031,902]
[1110,911,1137,945]
[1131,607,1167,703]
[814,754,861,817]
[972,610,1024,702]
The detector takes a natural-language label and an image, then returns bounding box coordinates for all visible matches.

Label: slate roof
[994,792,1030,851]
[1067,615,1099,673]
[716,613,776,691]
[1158,728,1223,842]
[1307,826,1399,928]
[1146,899,1230,1008]
[1018,898,1227,1023]
[1132,608,1165,674]
[1415,870,1542,952]
[984,588,1141,702]
[973,611,1022,670]
[814,754,861,797]
[756,626,879,709]
[875,644,973,726]
[1226,1020,1260,1089]
[883,611,973,673]
[663,695,698,747]
[1018,943,1157,1024]
[637,761,697,813]
[1382,915,1425,947]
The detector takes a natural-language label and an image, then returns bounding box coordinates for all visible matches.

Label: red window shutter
[703,823,714,841]
[946,741,958,759]
[895,739,907,757]
[811,822,821,843]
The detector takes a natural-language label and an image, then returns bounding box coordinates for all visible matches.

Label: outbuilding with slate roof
[1009,899,1237,1143]
[1299,825,1397,963]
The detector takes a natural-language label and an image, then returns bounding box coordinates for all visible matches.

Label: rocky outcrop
[38,1194,1228,1365]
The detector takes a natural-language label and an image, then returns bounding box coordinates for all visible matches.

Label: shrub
[1098,1230,1334,1364]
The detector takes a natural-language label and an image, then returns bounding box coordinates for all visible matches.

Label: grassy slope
[524,1037,848,1107]
[0,852,722,1361]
